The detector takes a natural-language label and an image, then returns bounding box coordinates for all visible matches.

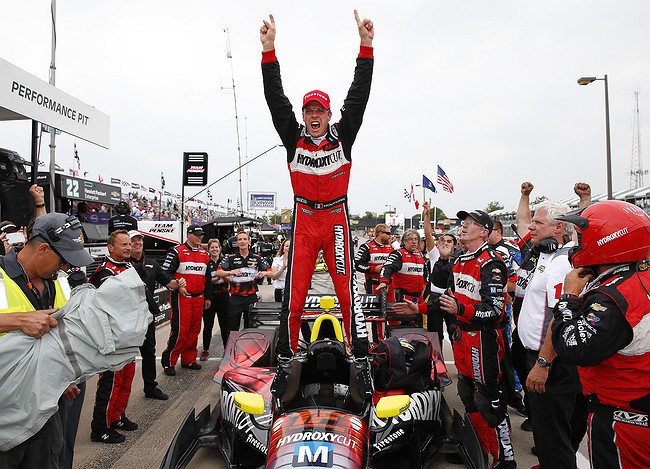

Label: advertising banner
[183,152,208,186]
[57,175,121,204]
[385,213,405,227]
[249,192,276,210]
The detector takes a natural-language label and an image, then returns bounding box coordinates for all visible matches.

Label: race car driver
[260,11,374,398]
[439,210,515,468]
[551,200,650,469]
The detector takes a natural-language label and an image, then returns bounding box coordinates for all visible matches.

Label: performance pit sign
[57,175,121,205]
[0,57,110,148]
[249,192,276,210]
[183,152,208,186]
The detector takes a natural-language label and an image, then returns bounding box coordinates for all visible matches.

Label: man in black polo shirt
[128,230,185,400]
[216,230,271,340]
[108,201,138,234]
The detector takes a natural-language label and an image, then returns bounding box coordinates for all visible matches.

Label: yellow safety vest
[0,266,69,335]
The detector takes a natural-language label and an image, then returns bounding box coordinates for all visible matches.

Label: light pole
[578,75,612,200]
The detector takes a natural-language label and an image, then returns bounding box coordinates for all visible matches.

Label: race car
[160,295,487,469]
[314,250,328,272]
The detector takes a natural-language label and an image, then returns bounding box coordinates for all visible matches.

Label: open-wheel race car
[160,294,488,469]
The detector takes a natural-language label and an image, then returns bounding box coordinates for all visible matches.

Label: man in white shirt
[516,194,588,469]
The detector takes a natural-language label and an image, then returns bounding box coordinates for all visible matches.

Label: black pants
[57,382,86,469]
[204,291,230,349]
[228,294,258,336]
[139,320,158,394]
[511,328,530,415]
[499,327,523,410]
[525,350,588,469]
[276,287,312,345]
[0,412,63,469]
[426,298,454,353]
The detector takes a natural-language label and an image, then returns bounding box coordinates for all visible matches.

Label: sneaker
[181,362,202,370]
[144,387,169,400]
[200,350,209,361]
[521,418,533,432]
[270,356,292,398]
[353,357,373,399]
[163,366,176,376]
[111,415,138,431]
[91,428,125,444]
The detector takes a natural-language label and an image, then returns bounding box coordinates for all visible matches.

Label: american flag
[437,165,454,193]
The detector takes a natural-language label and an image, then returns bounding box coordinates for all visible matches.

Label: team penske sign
[183,152,208,186]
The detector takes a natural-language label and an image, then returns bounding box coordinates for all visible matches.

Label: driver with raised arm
[260,11,374,399]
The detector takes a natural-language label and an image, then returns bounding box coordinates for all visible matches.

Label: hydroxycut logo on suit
[333,225,346,275]
[292,441,333,467]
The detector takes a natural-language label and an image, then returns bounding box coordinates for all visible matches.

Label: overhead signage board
[57,174,121,204]
[183,152,208,186]
[249,192,276,210]
[386,213,405,227]
[0,57,110,148]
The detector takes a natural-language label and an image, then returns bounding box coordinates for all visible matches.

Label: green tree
[533,195,548,205]
[362,211,376,219]
[485,201,504,213]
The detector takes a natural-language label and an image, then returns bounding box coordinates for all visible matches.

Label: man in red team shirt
[89,230,138,444]
[439,210,515,468]
[161,225,209,376]
[355,223,395,299]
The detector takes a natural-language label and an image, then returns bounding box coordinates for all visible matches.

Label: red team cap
[302,90,330,110]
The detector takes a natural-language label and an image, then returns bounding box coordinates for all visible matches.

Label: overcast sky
[1,1,648,218]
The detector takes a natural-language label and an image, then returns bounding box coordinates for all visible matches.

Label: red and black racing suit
[262,46,373,358]
[552,262,650,469]
[89,259,136,434]
[161,242,209,368]
[450,243,515,468]
[379,247,426,305]
[355,239,395,300]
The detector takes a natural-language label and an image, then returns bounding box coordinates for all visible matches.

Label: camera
[6,231,25,245]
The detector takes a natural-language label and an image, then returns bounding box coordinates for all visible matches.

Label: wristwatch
[537,357,552,368]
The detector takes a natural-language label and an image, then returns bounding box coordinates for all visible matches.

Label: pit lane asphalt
[73,265,590,468]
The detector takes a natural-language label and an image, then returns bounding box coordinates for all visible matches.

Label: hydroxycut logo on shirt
[292,441,333,467]
[230,267,258,283]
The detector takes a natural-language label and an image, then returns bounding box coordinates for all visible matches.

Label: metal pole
[604,74,613,200]
[31,120,39,184]
[48,0,57,211]
[180,183,185,244]
[224,29,244,217]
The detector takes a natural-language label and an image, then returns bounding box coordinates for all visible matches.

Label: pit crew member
[355,223,394,299]
[551,200,650,469]
[161,224,209,376]
[439,210,515,468]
